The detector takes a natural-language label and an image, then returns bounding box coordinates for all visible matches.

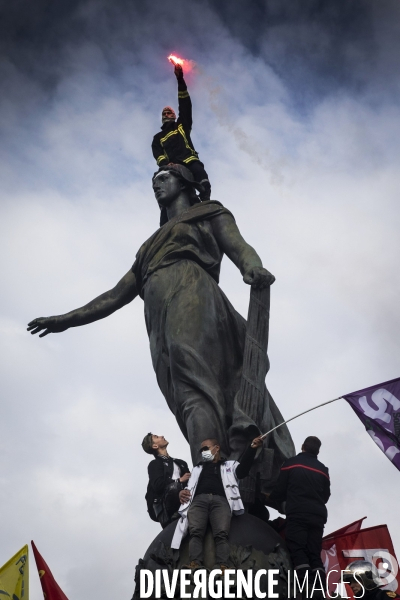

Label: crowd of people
[142,432,330,587]
[142,431,398,599]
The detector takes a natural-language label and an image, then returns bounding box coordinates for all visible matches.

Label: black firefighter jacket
[269,451,331,523]
[152,78,199,168]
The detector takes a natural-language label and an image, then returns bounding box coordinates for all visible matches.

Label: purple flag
[343,377,400,471]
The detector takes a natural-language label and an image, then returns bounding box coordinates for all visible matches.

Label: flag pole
[260,397,342,440]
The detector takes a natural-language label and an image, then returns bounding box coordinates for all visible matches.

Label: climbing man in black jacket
[268,436,330,594]
[152,63,211,201]
[142,432,190,528]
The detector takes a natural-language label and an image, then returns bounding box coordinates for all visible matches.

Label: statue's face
[152,171,182,207]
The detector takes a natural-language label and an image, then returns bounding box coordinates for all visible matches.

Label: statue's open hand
[27,316,68,337]
[243,267,275,289]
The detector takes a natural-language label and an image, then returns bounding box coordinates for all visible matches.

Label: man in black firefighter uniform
[142,432,190,528]
[152,64,211,201]
[268,436,331,593]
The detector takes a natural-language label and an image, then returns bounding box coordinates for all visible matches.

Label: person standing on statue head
[152,63,211,201]
[142,432,190,528]
[171,435,264,572]
[267,436,330,595]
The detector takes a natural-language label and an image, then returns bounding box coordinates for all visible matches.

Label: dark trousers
[187,493,231,566]
[286,514,326,597]
[286,513,325,571]
[185,161,211,199]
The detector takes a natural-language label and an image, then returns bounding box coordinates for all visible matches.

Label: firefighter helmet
[343,560,381,591]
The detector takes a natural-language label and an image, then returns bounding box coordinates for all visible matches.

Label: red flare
[168,54,184,66]
[167,54,195,73]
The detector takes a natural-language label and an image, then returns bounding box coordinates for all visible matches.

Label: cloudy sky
[1,0,400,598]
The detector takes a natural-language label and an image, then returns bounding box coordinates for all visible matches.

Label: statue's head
[161,106,176,124]
[152,164,204,226]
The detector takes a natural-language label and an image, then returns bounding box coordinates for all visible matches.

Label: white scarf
[170,460,245,549]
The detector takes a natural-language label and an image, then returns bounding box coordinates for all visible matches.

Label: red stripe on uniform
[281,464,330,479]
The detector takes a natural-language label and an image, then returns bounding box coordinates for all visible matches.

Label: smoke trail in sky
[196,66,286,186]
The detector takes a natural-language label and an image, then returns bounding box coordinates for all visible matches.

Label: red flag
[334,525,399,597]
[321,518,367,595]
[31,541,69,600]
[322,517,367,549]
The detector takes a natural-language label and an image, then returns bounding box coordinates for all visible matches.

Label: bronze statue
[28,164,294,486]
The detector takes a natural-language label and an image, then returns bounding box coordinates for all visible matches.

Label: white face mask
[201,450,214,462]
[201,445,216,462]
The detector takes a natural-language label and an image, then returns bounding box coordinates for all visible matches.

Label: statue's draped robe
[132,201,294,480]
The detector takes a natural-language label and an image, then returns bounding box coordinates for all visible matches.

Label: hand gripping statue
[28,164,294,489]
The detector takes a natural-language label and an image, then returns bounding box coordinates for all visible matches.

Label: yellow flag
[0,545,29,600]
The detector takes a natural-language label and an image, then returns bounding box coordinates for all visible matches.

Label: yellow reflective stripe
[178,124,189,148]
[178,124,195,153]
[178,91,189,98]
[160,129,179,145]
[156,154,167,165]
[160,125,197,161]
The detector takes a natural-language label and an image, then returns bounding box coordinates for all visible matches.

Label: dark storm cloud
[1,0,399,192]
[210,0,375,96]
[210,0,400,110]
[1,0,400,104]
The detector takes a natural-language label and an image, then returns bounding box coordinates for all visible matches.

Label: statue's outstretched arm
[27,269,138,338]
[212,213,275,288]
